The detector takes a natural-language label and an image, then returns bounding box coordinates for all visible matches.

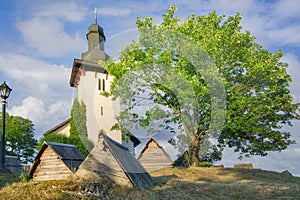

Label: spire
[94,8,97,24]
[81,8,108,62]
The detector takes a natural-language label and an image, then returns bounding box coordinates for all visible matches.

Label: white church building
[45,16,140,152]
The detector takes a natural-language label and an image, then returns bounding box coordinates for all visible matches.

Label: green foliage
[37,133,70,150]
[0,113,37,163]
[104,6,299,165]
[19,172,30,182]
[69,98,94,156]
[38,98,94,157]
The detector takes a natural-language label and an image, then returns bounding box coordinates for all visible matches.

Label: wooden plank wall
[139,141,173,171]
[75,139,132,187]
[32,147,72,181]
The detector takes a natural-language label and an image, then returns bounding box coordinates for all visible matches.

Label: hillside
[0,167,300,199]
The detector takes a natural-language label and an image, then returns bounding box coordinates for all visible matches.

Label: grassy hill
[0,167,300,199]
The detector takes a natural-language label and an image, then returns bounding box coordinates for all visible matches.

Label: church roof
[70,59,106,87]
[43,118,70,136]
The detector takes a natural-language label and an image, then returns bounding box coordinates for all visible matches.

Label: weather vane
[94,8,97,24]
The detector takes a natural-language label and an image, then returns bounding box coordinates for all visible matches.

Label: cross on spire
[94,8,97,24]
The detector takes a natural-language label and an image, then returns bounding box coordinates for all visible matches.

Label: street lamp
[0,81,12,170]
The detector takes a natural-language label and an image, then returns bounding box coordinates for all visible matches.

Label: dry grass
[1,167,300,199]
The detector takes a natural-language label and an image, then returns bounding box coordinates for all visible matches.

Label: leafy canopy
[1,113,37,163]
[103,6,299,163]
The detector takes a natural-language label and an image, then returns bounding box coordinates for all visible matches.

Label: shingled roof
[76,133,152,189]
[5,156,23,174]
[29,142,85,180]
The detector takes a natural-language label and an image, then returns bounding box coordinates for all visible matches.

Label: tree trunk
[190,138,200,167]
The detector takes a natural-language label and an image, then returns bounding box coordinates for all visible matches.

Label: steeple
[81,8,107,62]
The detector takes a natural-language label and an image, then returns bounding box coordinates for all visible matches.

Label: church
[45,12,140,153]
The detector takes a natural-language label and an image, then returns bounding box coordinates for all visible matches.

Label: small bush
[19,172,31,182]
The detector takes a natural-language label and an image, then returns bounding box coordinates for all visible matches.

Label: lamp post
[0,81,12,170]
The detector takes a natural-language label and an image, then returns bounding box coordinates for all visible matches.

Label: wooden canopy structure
[138,138,174,171]
[29,142,85,181]
[75,133,152,189]
[5,156,23,174]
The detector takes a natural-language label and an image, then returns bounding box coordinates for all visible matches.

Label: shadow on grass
[152,174,178,187]
[0,172,20,190]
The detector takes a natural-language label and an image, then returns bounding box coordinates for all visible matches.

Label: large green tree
[104,6,299,166]
[0,113,37,163]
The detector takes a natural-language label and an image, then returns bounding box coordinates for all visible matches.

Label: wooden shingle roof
[102,134,152,188]
[29,142,85,177]
[76,133,152,189]
[5,156,23,174]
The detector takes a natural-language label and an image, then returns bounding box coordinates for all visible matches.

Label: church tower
[69,10,139,151]
[81,10,107,62]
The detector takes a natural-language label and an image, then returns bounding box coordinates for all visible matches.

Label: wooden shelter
[29,142,85,181]
[138,138,174,171]
[75,133,152,189]
[5,156,23,174]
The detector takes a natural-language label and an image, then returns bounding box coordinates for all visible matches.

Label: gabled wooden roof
[102,134,152,188]
[76,133,152,189]
[138,138,173,163]
[29,142,85,177]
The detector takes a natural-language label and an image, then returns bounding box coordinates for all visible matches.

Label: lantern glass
[0,82,12,100]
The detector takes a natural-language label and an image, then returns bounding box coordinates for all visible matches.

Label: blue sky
[0,0,300,176]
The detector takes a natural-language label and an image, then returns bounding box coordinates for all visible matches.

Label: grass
[0,167,300,199]
[0,172,20,189]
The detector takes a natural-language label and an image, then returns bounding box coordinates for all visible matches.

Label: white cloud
[201,0,263,14]
[9,96,45,124]
[0,53,71,100]
[272,0,300,21]
[32,1,88,22]
[0,53,73,137]
[282,53,300,103]
[8,96,70,138]
[267,26,300,46]
[96,7,131,17]
[15,17,85,57]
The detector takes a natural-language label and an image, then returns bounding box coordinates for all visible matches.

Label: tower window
[100,106,103,116]
[102,79,105,91]
[98,79,101,91]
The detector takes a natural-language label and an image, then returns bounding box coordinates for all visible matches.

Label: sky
[0,0,300,176]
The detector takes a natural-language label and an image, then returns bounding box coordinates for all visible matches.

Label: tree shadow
[151,174,178,187]
[0,171,20,190]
